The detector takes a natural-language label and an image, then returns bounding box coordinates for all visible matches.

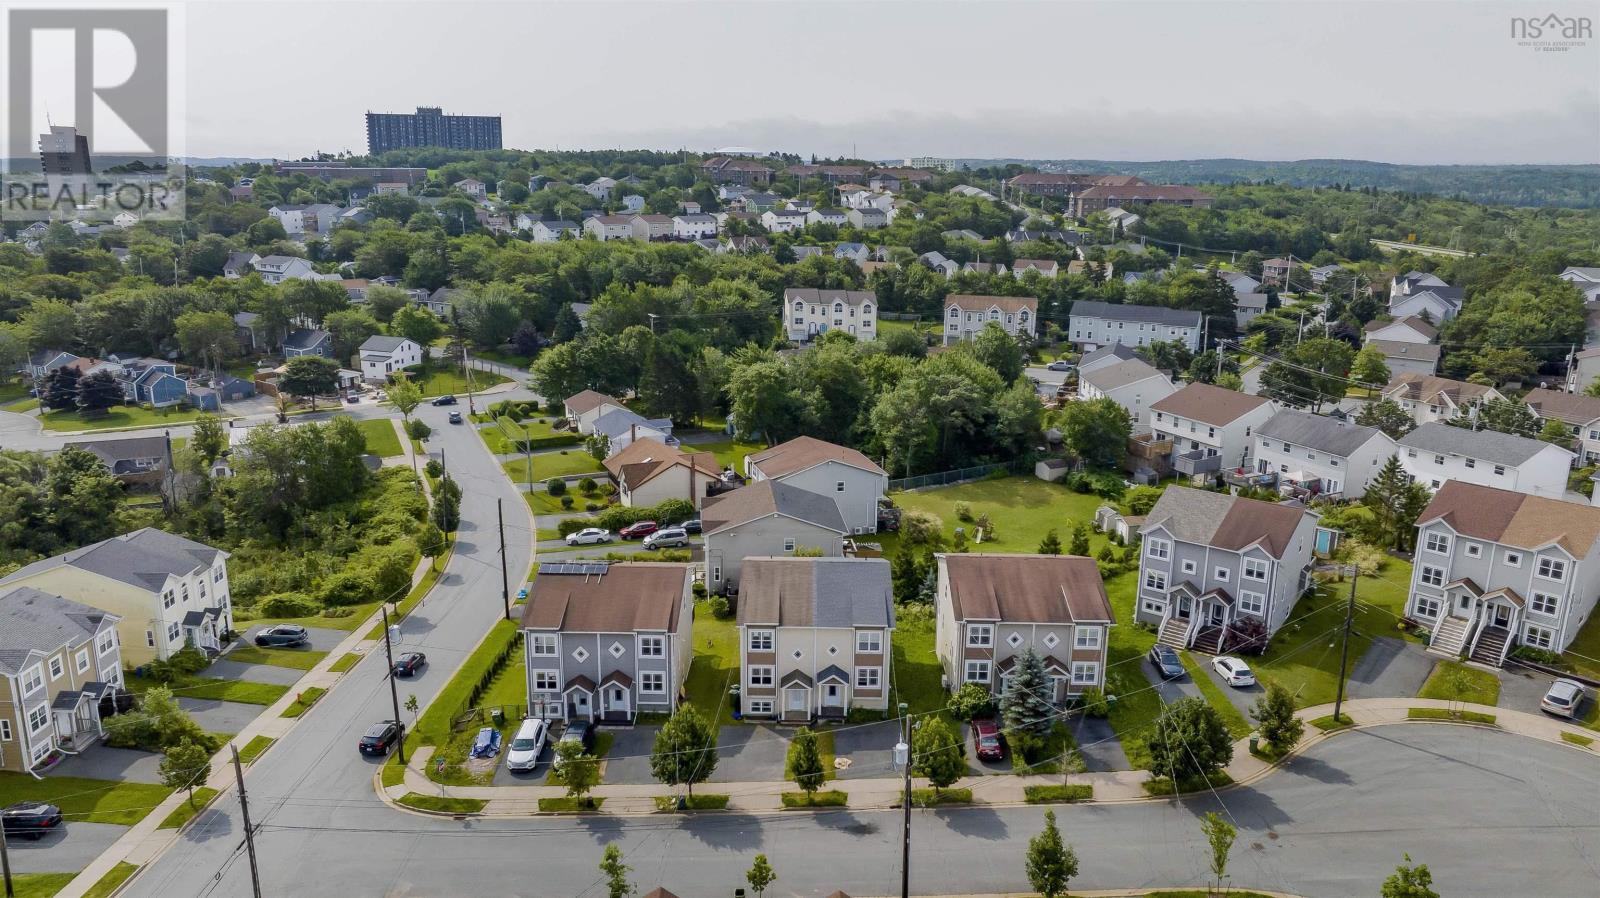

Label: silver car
[1540,678,1587,719]
[643,527,689,549]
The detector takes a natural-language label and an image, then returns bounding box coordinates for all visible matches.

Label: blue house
[187,385,220,411]
[115,359,187,407]
[215,376,256,402]
[282,329,333,359]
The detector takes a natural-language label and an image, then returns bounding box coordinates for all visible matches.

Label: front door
[1207,603,1226,626]
[1455,594,1473,616]
[786,687,808,716]
[571,691,591,719]
[1492,604,1512,628]
[1177,597,1192,619]
[824,683,842,708]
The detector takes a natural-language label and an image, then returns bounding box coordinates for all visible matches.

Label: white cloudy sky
[174,0,1598,163]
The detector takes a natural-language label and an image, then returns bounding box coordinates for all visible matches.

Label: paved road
[122,722,1596,898]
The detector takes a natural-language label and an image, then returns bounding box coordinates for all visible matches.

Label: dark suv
[2,802,63,840]
[358,721,403,756]
[254,625,310,648]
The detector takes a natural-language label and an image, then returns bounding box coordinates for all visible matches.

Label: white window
[1213,567,1231,583]
[749,666,774,687]
[639,636,665,658]
[1144,570,1167,591]
[1425,532,1450,554]
[214,566,225,583]
[1181,559,1197,575]
[532,670,558,691]
[530,634,557,656]
[1406,449,1417,458]
[1531,592,1560,616]
[1433,455,1444,465]
[1505,552,1522,567]
[167,622,180,643]
[1419,565,1445,587]
[1464,542,1481,558]
[27,705,48,734]
[1070,662,1099,685]
[1464,457,1475,469]
[145,630,155,648]
[964,660,991,684]
[1147,538,1170,560]
[746,699,773,715]
[966,624,993,647]
[162,590,175,609]
[1537,557,1567,581]
[783,538,796,552]
[1243,559,1268,581]
[1240,591,1265,615]
[1523,624,1555,650]
[1413,595,1441,618]
[0,720,10,741]
[48,656,63,680]
[856,631,882,653]
[181,585,190,603]
[640,672,665,694]
[21,666,42,694]
[1073,626,1101,649]
[75,649,90,674]
[1141,598,1165,615]
[855,666,881,688]
[748,630,774,651]
[1493,465,1506,475]
[99,632,115,655]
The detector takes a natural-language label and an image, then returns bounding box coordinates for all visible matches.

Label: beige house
[603,438,723,508]
[702,480,847,594]
[736,558,894,722]
[564,390,627,435]
[0,587,123,773]
[0,528,232,666]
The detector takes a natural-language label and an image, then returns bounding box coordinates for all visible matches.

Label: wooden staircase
[1427,615,1471,658]
[1469,626,1511,668]
[1157,616,1191,649]
[1191,625,1226,655]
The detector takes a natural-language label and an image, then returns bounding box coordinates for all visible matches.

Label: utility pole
[0,811,13,898]
[895,702,911,898]
[231,744,263,898]
[1332,565,1359,723]
[497,498,511,621]
[381,605,407,764]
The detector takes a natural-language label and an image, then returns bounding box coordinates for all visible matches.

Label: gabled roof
[602,437,720,490]
[565,390,623,415]
[0,587,119,676]
[358,335,412,354]
[1144,487,1311,559]
[1069,300,1201,328]
[1079,343,1138,368]
[282,329,329,351]
[701,480,847,536]
[747,436,886,478]
[1367,340,1441,364]
[65,435,170,469]
[1364,316,1437,339]
[736,558,894,629]
[1150,383,1270,426]
[1419,481,1600,557]
[783,288,875,307]
[941,554,1113,624]
[1398,422,1568,467]
[592,407,672,440]
[521,563,689,633]
[1081,358,1168,393]
[1383,373,1499,406]
[1257,409,1388,457]
[0,528,226,595]
[945,294,1037,314]
[1524,389,1600,426]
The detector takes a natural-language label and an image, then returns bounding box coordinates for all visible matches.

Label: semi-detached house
[0,588,123,773]
[1251,408,1397,500]
[942,295,1038,345]
[1068,301,1202,353]
[1397,422,1573,499]
[1524,389,1600,466]
[1149,383,1274,478]
[784,288,878,342]
[1381,374,1506,427]
[1077,358,1176,434]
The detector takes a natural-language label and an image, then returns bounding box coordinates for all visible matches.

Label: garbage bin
[1248,734,1259,753]
[491,708,506,726]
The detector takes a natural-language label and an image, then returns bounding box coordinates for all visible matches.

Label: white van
[505,717,549,772]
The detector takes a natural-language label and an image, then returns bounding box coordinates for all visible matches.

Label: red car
[971,719,1005,761]
[619,520,659,540]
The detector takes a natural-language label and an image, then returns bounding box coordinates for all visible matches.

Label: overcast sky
[175,0,1598,164]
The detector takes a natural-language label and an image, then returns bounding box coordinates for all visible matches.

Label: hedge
[556,498,695,537]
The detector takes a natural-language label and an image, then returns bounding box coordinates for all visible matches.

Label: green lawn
[399,793,485,814]
[281,686,327,717]
[413,619,522,782]
[682,602,741,725]
[904,787,971,807]
[1310,713,1354,731]
[781,790,848,808]
[2,396,40,413]
[238,735,275,764]
[404,364,509,398]
[1561,608,1600,679]
[1417,661,1501,706]
[39,405,210,432]
[0,773,172,826]
[126,673,289,707]
[1101,570,1164,770]
[686,437,767,472]
[889,613,946,716]
[354,417,404,458]
[1409,707,1497,725]
[81,863,139,898]
[8,873,77,898]
[472,347,533,369]
[538,796,605,812]
[501,451,604,485]
[157,787,221,829]
[1180,651,1253,739]
[882,477,1134,557]
[330,652,363,673]
[1023,784,1093,803]
[653,794,729,811]
[221,645,328,670]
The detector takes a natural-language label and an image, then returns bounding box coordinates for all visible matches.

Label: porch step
[1191,625,1225,656]
[1427,615,1470,658]
[1469,626,1511,668]
[1157,617,1190,649]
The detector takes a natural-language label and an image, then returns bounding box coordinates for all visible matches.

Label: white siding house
[1397,422,1574,499]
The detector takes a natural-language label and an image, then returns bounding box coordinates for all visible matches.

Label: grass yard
[654,794,729,811]
[222,645,328,670]
[1417,661,1501,706]
[39,405,210,432]
[545,732,616,785]
[399,793,485,814]
[0,773,172,826]
[682,602,741,725]
[7,873,77,898]
[238,735,275,764]
[157,787,221,829]
[537,797,605,812]
[80,863,139,898]
[281,686,327,717]
[1100,570,1165,770]
[404,364,509,398]
[1560,610,1600,679]
[1141,770,1234,796]
[1408,707,1497,725]
[1310,713,1354,731]
[686,437,767,472]
[882,477,1134,558]
[472,347,533,369]
[416,620,523,784]
[330,652,363,673]
[126,673,289,706]
[524,490,605,516]
[2,397,40,413]
[501,450,604,485]
[354,417,404,458]
[1023,784,1093,803]
[781,790,848,808]
[888,612,946,716]
[903,787,971,807]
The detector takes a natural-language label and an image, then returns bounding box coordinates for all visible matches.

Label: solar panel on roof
[538,561,609,576]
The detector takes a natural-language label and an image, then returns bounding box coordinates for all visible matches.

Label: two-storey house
[1075,343,1138,375]
[942,295,1038,345]
[1150,383,1274,479]
[531,220,579,243]
[629,214,674,242]
[1380,373,1506,427]
[1077,359,1177,434]
[934,554,1115,700]
[736,558,894,722]
[1397,422,1573,498]
[583,215,634,241]
[0,588,123,773]
[1363,316,1437,346]
[1137,487,1318,653]
[744,436,888,535]
[703,480,847,594]
[65,435,174,492]
[282,328,333,359]
[761,209,807,233]
[520,562,694,723]
[251,255,320,285]
[564,390,627,435]
[783,288,878,342]
[357,336,421,382]
[1067,301,1202,353]
[1252,408,1397,499]
[1524,389,1600,466]
[0,528,232,665]
[1407,481,1600,666]
[603,437,722,509]
[672,214,718,241]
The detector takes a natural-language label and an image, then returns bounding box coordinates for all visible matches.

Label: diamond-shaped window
[1043,633,1060,649]
[1006,632,1023,648]
[572,646,589,662]
[609,641,626,658]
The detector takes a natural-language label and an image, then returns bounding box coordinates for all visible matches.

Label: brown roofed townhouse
[942,294,1038,345]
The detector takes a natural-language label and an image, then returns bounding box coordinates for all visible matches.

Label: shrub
[577,477,598,494]
[1079,687,1109,718]
[167,646,211,675]
[1096,545,1115,562]
[692,581,708,600]
[900,510,945,547]
[406,419,431,440]
[1339,539,1387,576]
[946,682,996,720]
[546,478,568,496]
[424,458,443,478]
[1226,616,1270,655]
[320,567,379,607]
[1509,644,1565,666]
[953,501,973,522]
[560,495,575,509]
[555,498,694,536]
[707,595,731,619]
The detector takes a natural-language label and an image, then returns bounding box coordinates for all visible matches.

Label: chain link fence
[887,458,1033,492]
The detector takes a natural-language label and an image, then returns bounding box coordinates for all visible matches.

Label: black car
[681,518,702,534]
[557,720,597,754]
[447,411,463,424]
[358,720,402,756]
[1147,644,1186,679]
[254,625,310,648]
[2,802,63,840]
[431,394,457,406]
[393,652,427,677]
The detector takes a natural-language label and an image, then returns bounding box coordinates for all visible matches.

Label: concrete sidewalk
[383,697,1597,817]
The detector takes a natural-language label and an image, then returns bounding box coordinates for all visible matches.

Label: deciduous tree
[1025,810,1078,898]
[1200,811,1237,893]
[786,727,825,795]
[650,706,718,798]
[911,715,965,794]
[160,739,211,806]
[1144,697,1234,784]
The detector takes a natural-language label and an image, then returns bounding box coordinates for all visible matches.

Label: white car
[565,528,612,546]
[1212,655,1256,687]
[505,718,549,772]
[1541,678,1587,719]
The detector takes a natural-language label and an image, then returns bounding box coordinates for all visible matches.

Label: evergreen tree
[786,727,825,795]
[1037,529,1062,554]
[1068,523,1091,556]
[1025,810,1078,898]
[552,304,583,343]
[1253,683,1304,754]
[1000,648,1053,737]
[42,365,80,411]
[891,545,924,605]
[1363,455,1417,550]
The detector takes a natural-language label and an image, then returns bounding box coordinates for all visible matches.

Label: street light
[894,701,910,898]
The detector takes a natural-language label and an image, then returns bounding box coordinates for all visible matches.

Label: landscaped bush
[953,501,973,522]
[425,458,443,478]
[560,496,574,509]
[555,498,695,536]
[692,581,708,600]
[1509,644,1565,667]
[546,478,567,496]
[707,595,731,619]
[406,419,431,440]
[577,477,598,494]
[946,683,996,720]
[1078,686,1109,718]
[1066,469,1126,499]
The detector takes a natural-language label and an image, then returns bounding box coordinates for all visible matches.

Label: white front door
[824,683,842,707]
[786,687,807,713]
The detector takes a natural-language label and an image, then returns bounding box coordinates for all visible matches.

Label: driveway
[708,725,789,782]
[204,658,304,686]
[1070,715,1129,772]
[1143,656,1201,705]
[596,725,659,785]
[831,720,900,780]
[178,697,264,736]
[1347,636,1433,699]
[1197,657,1263,723]
[241,624,348,653]
[958,721,1012,775]
[46,744,163,784]
[1496,662,1561,715]
[5,821,127,874]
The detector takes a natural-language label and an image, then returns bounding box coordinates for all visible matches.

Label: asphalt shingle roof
[1257,409,1388,457]
[701,480,847,536]
[1398,422,1559,467]
[1069,300,1202,328]
[736,558,894,629]
[0,528,224,595]
[0,587,118,676]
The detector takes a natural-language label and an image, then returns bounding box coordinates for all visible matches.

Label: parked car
[1541,678,1588,719]
[431,394,457,406]
[619,520,659,540]
[254,624,310,648]
[1147,644,1185,679]
[447,411,463,424]
[506,717,549,772]
[970,719,1005,762]
[1212,655,1256,687]
[681,519,702,534]
[1046,360,1074,372]
[393,652,426,677]
[2,802,63,840]
[558,720,597,754]
[345,393,359,404]
[642,527,689,549]
[358,720,402,756]
[565,528,612,546]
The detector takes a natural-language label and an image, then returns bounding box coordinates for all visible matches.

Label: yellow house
[0,528,232,667]
[0,587,123,774]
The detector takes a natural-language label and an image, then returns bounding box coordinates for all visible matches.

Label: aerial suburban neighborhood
[0,3,1593,898]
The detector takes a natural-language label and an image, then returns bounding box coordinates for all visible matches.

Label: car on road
[1541,678,1588,718]
[1046,360,1074,372]
[431,395,457,406]
[2,802,63,840]
[447,411,463,424]
[557,720,597,755]
[1147,644,1185,679]
[345,393,359,404]
[565,528,612,546]
[642,527,689,550]
[681,519,702,534]
[506,717,549,772]
[1212,655,1256,687]
[393,652,426,677]
[254,624,310,648]
[619,520,659,540]
[358,720,402,756]
[971,719,1005,761]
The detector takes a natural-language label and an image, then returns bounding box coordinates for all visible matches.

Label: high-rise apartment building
[365,106,502,154]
